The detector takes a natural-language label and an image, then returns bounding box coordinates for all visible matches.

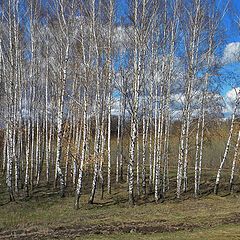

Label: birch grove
[0,0,238,208]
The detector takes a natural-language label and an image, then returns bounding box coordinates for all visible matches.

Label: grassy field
[0,174,240,239]
[82,225,240,240]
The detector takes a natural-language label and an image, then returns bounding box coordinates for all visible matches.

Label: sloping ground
[0,190,239,239]
[0,214,239,239]
[82,224,240,240]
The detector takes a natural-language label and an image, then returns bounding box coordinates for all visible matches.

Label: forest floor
[0,173,240,240]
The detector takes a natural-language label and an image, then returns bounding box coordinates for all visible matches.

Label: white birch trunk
[229,130,240,192]
[75,89,88,209]
[214,93,240,194]
[45,43,49,185]
[89,0,101,204]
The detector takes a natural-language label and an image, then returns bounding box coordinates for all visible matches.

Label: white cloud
[113,26,133,51]
[222,42,240,64]
[223,87,240,115]
[171,93,185,105]
[225,87,240,102]
[111,96,121,116]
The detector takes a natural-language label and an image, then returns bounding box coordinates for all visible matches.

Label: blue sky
[115,0,240,115]
[116,0,240,93]
[4,0,240,103]
[225,0,240,43]
[220,0,240,96]
[116,0,128,21]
